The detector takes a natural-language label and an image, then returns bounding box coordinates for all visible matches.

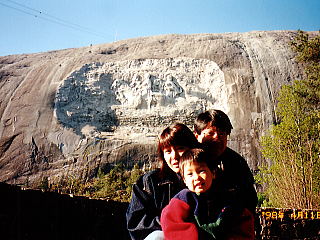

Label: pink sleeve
[160,198,198,240]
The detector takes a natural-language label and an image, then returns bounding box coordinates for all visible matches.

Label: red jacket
[161,189,255,240]
[161,190,199,240]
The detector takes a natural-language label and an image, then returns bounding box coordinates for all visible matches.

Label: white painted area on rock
[54,58,228,142]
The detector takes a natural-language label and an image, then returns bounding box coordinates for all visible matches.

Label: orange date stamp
[260,209,320,220]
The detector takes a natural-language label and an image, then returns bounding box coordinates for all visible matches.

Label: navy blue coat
[126,169,185,240]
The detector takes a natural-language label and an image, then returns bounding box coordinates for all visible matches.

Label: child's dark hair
[179,148,216,179]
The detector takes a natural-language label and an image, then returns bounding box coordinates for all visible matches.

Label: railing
[1,182,319,240]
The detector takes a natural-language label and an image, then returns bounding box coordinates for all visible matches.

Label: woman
[126,123,200,240]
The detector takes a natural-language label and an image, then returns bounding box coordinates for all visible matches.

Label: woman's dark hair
[194,110,233,135]
[158,123,200,176]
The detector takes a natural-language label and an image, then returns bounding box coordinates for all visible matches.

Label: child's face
[163,145,188,173]
[183,161,214,194]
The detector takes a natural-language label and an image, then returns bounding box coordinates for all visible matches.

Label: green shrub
[87,164,144,202]
[43,164,145,202]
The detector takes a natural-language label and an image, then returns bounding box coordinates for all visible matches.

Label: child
[160,148,254,240]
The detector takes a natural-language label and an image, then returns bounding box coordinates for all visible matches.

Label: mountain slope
[0,31,305,186]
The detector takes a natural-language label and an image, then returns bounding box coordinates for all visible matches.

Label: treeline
[38,164,145,202]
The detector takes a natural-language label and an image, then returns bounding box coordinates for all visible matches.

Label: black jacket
[216,147,258,214]
[126,169,185,240]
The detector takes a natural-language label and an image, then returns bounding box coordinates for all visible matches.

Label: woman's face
[163,145,188,173]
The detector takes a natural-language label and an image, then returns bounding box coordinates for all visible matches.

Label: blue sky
[0,0,319,56]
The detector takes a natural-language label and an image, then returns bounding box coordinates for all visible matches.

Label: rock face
[0,31,305,186]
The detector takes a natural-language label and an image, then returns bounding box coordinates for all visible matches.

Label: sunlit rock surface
[0,31,307,186]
